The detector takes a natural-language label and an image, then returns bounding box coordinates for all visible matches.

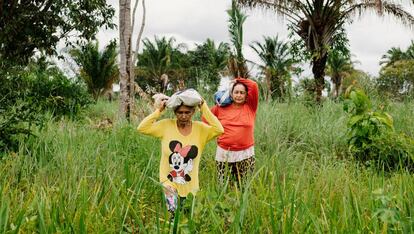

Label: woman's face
[175,105,195,123]
[231,83,247,105]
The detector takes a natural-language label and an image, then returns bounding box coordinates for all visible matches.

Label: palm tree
[380,41,414,67]
[207,39,231,73]
[238,0,414,103]
[191,39,230,71]
[228,0,249,78]
[137,36,189,92]
[70,40,118,101]
[326,49,353,98]
[139,36,175,80]
[190,39,230,89]
[380,47,407,67]
[250,36,295,101]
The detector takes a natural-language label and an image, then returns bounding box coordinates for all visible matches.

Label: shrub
[28,66,92,117]
[343,86,414,171]
[0,73,43,151]
[0,61,92,151]
[377,60,414,100]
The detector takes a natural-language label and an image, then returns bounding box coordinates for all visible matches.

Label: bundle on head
[166,89,202,109]
[152,93,170,109]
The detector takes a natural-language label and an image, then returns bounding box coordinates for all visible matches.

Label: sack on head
[214,89,232,107]
[166,89,202,109]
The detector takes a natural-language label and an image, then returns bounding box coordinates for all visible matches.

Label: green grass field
[1,100,414,233]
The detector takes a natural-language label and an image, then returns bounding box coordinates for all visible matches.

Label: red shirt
[211,78,259,151]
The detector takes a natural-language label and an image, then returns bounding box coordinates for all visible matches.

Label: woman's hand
[198,99,205,110]
[153,93,169,111]
[159,99,167,112]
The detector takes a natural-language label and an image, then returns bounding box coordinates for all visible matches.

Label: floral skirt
[216,156,255,186]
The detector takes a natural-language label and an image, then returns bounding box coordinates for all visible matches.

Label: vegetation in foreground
[1,99,414,233]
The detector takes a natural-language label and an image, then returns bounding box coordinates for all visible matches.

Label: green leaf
[348,115,364,126]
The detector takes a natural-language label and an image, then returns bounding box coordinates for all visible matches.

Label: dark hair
[231,82,248,94]
[173,104,195,113]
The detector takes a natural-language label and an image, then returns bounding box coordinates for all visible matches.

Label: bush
[28,66,92,117]
[0,74,43,151]
[341,70,376,98]
[293,77,330,106]
[377,60,414,100]
[0,61,92,151]
[343,86,414,171]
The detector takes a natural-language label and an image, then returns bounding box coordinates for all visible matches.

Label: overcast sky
[97,0,414,77]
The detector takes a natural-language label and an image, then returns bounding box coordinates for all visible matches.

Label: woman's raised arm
[236,77,259,112]
[137,109,166,138]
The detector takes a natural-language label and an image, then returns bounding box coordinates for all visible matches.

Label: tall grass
[1,100,413,233]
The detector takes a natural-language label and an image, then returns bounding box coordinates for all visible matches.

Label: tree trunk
[238,60,249,78]
[228,56,249,79]
[312,54,328,104]
[132,0,146,65]
[336,76,342,98]
[131,0,151,103]
[279,76,285,100]
[265,68,271,102]
[119,0,135,121]
[331,74,342,99]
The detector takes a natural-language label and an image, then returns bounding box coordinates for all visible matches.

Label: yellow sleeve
[137,109,166,138]
[200,102,224,141]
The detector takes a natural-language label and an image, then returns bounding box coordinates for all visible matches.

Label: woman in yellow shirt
[137,99,223,219]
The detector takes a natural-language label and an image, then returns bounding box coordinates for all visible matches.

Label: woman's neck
[177,121,192,136]
[177,121,191,129]
[232,102,244,108]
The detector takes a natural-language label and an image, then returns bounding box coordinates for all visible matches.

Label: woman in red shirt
[210,77,259,186]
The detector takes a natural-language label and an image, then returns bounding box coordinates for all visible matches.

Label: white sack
[152,93,170,109]
[166,89,202,109]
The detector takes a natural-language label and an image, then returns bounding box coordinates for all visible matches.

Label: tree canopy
[70,40,119,101]
[0,0,115,64]
[238,0,414,102]
[251,36,297,100]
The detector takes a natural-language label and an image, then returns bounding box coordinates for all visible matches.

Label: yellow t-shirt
[137,102,224,197]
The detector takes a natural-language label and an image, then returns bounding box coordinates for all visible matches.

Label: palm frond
[70,40,118,100]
